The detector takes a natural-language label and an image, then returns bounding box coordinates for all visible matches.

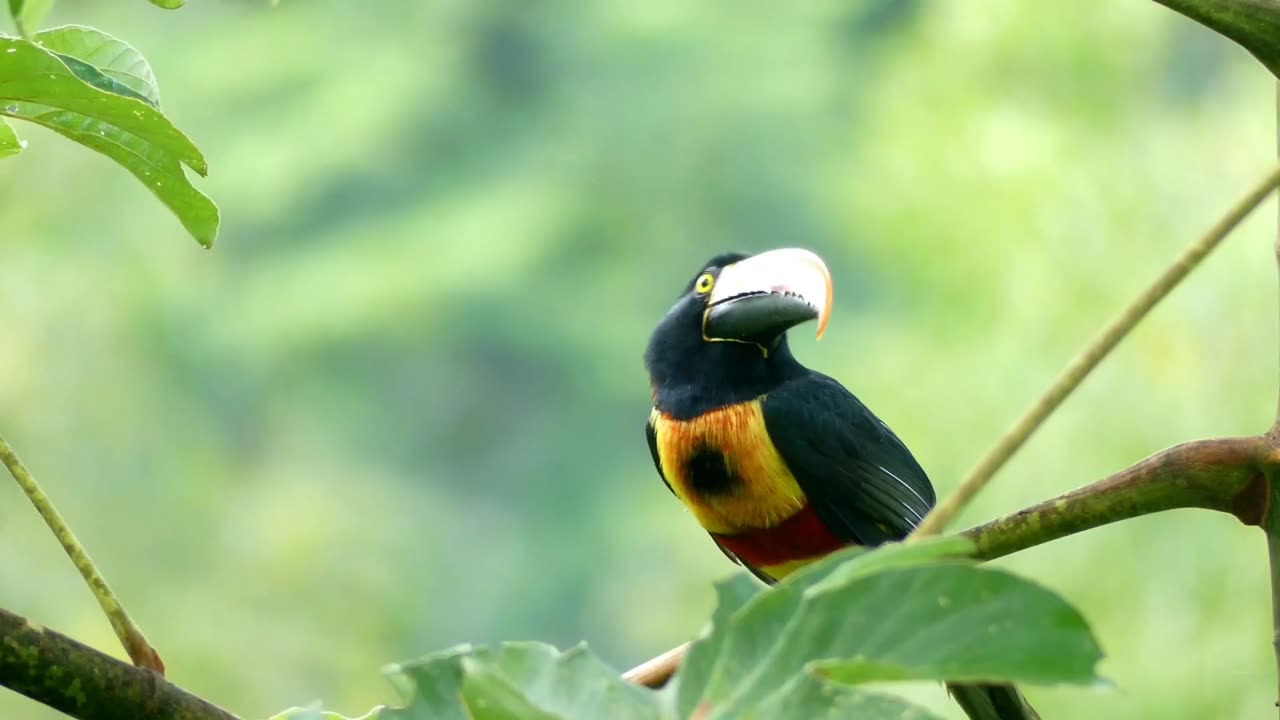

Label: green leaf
[675,538,1102,719]
[7,0,53,37]
[461,644,661,720]
[811,536,977,589]
[807,566,1101,686]
[0,117,23,157]
[34,25,160,107]
[458,657,563,720]
[668,574,760,718]
[43,49,156,106]
[753,673,944,720]
[148,0,184,8]
[384,645,471,720]
[0,35,218,246]
[1152,0,1280,79]
[266,706,387,720]
[678,537,974,717]
[387,643,662,720]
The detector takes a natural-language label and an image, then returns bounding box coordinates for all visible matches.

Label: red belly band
[710,504,849,568]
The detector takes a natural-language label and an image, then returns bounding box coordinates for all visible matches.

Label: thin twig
[0,432,164,673]
[909,163,1280,538]
[622,641,687,688]
[1268,79,1280,720]
[1269,523,1280,716]
[1274,80,1280,431]
[0,606,235,720]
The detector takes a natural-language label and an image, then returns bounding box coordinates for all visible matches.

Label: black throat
[644,309,806,419]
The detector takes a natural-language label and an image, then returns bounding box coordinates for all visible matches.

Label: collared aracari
[642,249,1037,720]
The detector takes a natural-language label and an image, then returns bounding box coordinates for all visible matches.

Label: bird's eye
[694,273,715,295]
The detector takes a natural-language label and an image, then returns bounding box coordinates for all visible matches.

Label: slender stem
[622,641,687,688]
[0,433,164,673]
[0,607,236,720]
[910,164,1280,539]
[1269,79,1280,720]
[1269,523,1280,716]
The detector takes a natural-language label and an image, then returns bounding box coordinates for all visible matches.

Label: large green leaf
[677,537,975,718]
[1152,0,1280,79]
[148,0,184,8]
[34,25,161,107]
[379,643,662,720]
[753,674,944,720]
[0,117,22,157]
[7,0,53,37]
[666,573,760,717]
[0,35,218,245]
[675,538,1103,720]
[458,657,566,720]
[465,644,662,720]
[385,645,471,720]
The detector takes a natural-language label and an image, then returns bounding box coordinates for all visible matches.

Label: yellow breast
[650,400,807,534]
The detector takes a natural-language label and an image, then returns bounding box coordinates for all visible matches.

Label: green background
[1,1,1276,718]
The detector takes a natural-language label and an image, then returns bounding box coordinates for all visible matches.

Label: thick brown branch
[0,607,240,720]
[962,436,1267,561]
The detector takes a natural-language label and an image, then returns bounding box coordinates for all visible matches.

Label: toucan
[643,249,1037,720]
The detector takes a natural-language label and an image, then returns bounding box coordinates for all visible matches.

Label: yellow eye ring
[694,273,715,295]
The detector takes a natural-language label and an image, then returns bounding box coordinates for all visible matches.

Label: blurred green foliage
[0,1,1277,718]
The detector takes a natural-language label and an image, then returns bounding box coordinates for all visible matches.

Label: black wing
[645,416,676,497]
[762,372,936,546]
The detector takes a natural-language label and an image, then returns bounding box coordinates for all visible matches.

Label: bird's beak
[703,248,833,344]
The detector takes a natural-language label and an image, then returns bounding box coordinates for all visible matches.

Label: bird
[642,248,1037,720]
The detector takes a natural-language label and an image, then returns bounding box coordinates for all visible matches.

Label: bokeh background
[1,1,1277,718]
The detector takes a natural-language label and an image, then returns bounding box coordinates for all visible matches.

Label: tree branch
[0,607,240,720]
[962,436,1267,561]
[0,432,164,673]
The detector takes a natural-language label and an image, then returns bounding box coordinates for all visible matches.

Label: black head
[644,249,833,419]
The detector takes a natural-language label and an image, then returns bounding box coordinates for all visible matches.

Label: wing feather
[761,372,935,546]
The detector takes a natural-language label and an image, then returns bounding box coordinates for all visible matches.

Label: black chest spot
[685,446,738,496]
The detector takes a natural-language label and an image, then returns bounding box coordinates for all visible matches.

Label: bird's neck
[647,337,805,420]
